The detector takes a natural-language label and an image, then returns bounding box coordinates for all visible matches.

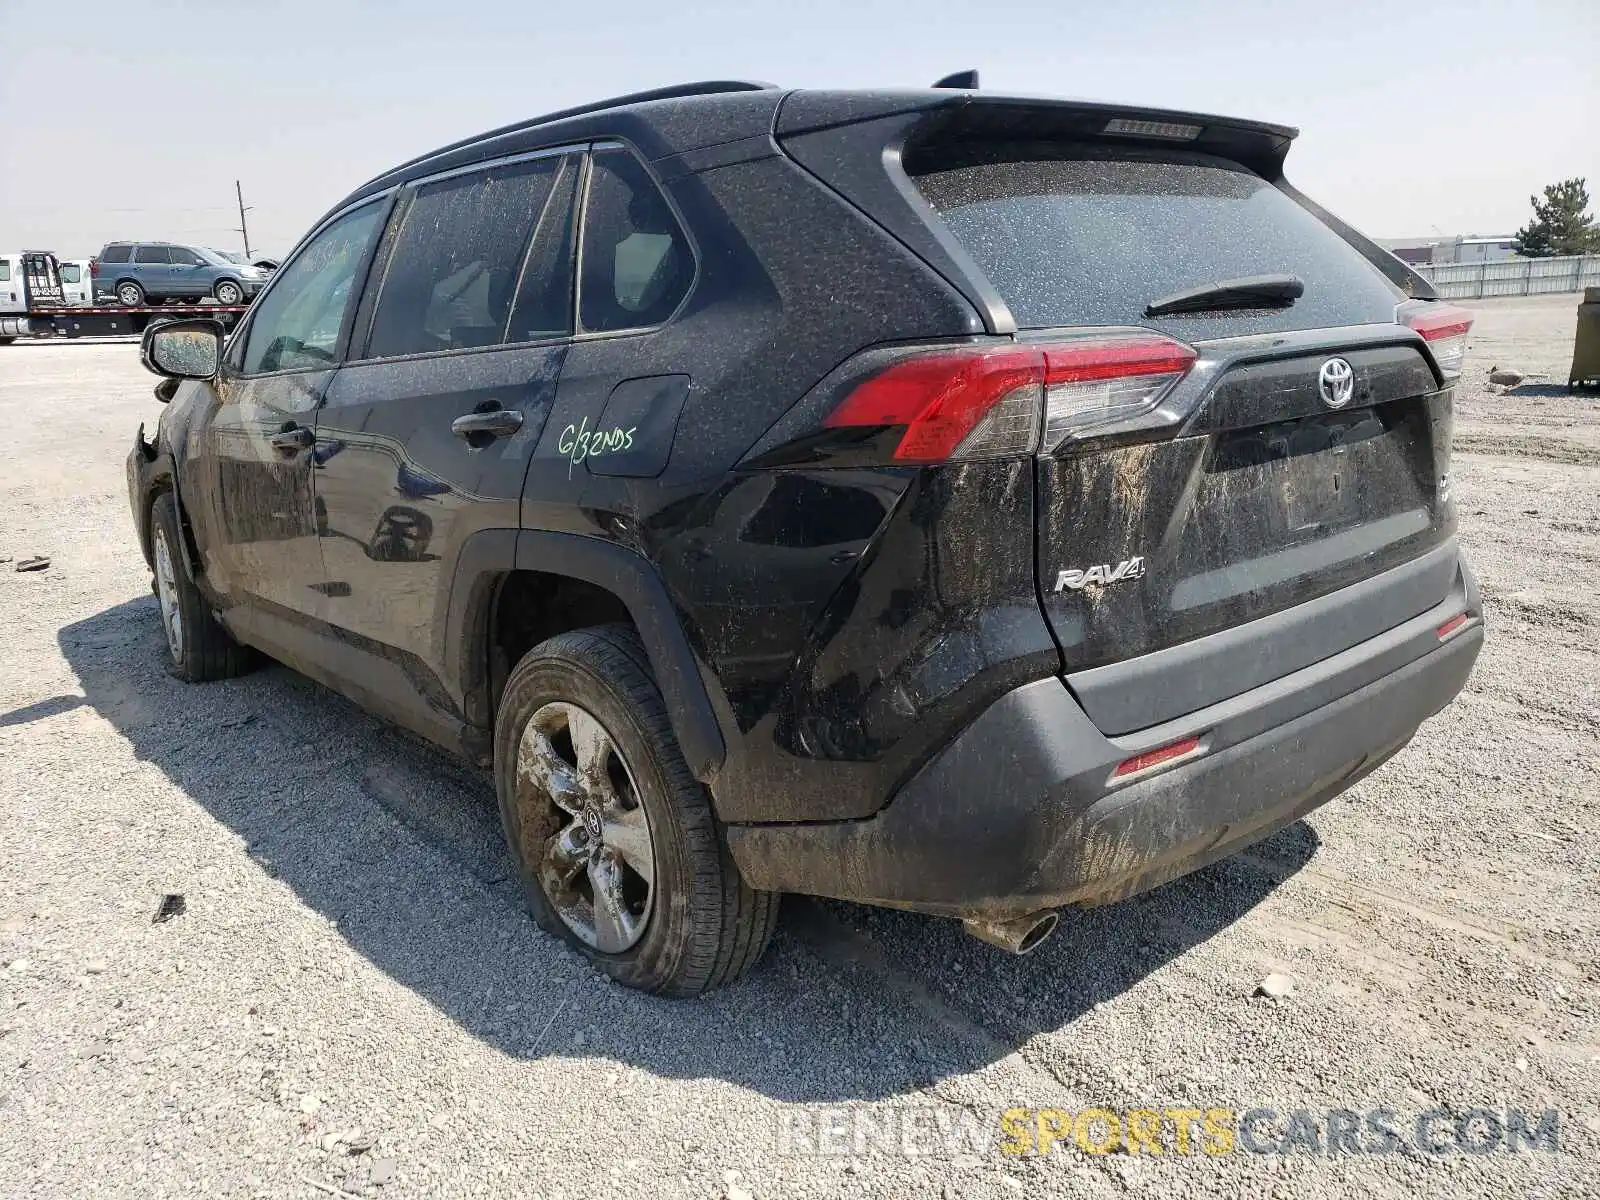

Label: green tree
[1514,178,1600,257]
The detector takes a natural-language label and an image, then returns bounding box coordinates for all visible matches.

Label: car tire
[116,281,145,307]
[494,623,778,996]
[149,492,255,682]
[213,280,243,306]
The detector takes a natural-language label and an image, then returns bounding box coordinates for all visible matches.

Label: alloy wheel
[518,701,656,953]
[152,526,184,663]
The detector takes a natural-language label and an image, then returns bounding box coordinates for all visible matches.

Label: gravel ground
[1,295,1595,1199]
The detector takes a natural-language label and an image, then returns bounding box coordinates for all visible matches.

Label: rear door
[59,261,90,304]
[906,141,1456,729]
[132,244,174,297]
[311,149,581,729]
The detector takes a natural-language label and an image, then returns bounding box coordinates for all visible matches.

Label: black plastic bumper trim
[727,608,1482,920]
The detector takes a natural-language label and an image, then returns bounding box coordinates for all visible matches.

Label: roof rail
[379,79,779,182]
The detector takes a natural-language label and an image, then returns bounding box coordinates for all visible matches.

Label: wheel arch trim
[445,528,727,781]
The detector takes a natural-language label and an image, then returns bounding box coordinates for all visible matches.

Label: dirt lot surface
[1,295,1595,1199]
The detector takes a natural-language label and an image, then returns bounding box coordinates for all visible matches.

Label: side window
[134,245,171,264]
[505,155,580,344]
[240,201,385,375]
[100,244,131,264]
[169,247,204,266]
[366,156,564,359]
[578,148,693,332]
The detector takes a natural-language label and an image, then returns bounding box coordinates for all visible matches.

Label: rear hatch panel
[776,92,1458,736]
[1036,332,1455,730]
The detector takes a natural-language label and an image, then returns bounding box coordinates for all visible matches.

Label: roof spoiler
[779,91,1298,177]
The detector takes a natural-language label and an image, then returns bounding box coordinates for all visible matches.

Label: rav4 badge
[1054,557,1145,592]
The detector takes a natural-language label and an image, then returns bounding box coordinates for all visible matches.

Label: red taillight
[1436,612,1470,640]
[1044,337,1198,384]
[823,346,1043,462]
[1112,734,1204,780]
[823,333,1196,463]
[90,259,100,277]
[1401,302,1474,382]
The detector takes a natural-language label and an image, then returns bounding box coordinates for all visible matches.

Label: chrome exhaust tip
[962,911,1059,955]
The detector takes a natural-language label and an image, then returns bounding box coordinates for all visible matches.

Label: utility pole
[235,181,253,258]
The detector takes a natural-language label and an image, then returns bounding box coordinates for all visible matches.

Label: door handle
[451,409,523,441]
[270,424,314,453]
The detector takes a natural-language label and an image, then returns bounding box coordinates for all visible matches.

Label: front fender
[126,421,204,587]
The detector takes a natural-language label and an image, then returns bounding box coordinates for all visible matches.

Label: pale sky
[3,0,1596,260]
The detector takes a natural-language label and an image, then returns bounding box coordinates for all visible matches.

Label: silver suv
[94,242,268,307]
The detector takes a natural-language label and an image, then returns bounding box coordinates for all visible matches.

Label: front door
[165,246,210,298]
[190,199,389,646]
[312,151,581,732]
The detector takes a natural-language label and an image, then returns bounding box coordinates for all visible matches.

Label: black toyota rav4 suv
[129,79,1484,994]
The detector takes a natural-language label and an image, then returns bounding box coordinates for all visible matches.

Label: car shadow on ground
[1506,382,1588,398]
[60,597,1320,1103]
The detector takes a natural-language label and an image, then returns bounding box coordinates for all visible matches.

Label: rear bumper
[727,556,1483,920]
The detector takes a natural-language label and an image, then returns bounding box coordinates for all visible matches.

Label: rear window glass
[578,148,693,332]
[911,146,1401,338]
[0,262,9,282]
[59,264,81,283]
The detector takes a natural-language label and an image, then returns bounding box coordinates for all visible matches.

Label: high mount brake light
[1402,303,1474,382]
[823,334,1197,463]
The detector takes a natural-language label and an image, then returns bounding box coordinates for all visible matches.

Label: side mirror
[154,377,180,404]
[141,317,223,380]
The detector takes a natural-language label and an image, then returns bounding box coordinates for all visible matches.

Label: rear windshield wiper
[1144,274,1305,318]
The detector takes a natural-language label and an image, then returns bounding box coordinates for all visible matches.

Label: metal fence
[1412,254,1600,300]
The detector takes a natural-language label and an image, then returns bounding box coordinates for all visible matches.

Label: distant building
[1440,236,1519,265]
[1377,235,1520,267]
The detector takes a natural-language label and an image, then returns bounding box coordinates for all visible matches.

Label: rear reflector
[1436,612,1470,640]
[1402,303,1474,382]
[825,334,1196,463]
[1112,734,1203,780]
